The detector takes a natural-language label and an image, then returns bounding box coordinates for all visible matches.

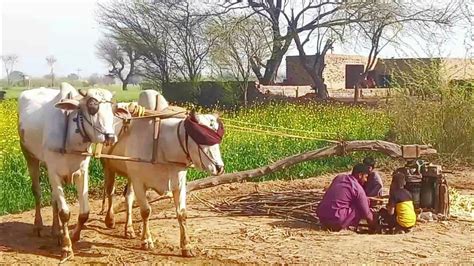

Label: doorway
[345,64,364,89]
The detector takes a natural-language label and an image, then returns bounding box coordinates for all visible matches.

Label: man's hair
[391,173,406,188]
[352,163,370,176]
[363,157,376,168]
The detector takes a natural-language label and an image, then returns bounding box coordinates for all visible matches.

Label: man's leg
[345,210,363,229]
[319,216,343,232]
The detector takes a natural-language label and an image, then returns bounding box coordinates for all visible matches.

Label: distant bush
[162,81,256,107]
[387,87,473,161]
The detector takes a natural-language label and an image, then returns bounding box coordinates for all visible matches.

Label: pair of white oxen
[18,83,225,261]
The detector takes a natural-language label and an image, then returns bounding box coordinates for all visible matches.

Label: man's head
[363,157,376,172]
[352,163,370,185]
[391,172,406,189]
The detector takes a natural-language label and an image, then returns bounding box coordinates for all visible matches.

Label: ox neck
[177,120,191,161]
[170,120,192,167]
[62,110,92,154]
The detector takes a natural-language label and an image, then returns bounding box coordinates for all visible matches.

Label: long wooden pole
[143,140,436,205]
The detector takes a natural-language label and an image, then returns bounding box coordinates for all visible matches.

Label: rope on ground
[226,124,340,143]
[221,117,339,136]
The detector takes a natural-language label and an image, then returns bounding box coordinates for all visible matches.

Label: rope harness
[58,96,343,165]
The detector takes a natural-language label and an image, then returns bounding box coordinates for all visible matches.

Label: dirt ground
[1,170,473,264]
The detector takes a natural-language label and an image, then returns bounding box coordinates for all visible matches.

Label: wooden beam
[143,141,436,205]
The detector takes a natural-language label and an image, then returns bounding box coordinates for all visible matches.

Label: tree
[209,16,272,106]
[287,1,377,98]
[88,73,101,86]
[218,1,292,85]
[218,1,370,89]
[67,73,79,81]
[98,0,217,86]
[45,55,57,87]
[1,54,19,86]
[9,70,25,84]
[96,36,141,91]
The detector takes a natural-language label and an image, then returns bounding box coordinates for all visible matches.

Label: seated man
[362,157,383,197]
[379,173,416,233]
[316,163,376,231]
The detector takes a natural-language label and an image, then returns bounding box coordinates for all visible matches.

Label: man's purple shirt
[316,174,373,228]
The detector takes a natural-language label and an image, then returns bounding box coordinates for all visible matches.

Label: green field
[1,85,142,102]
[0,94,391,215]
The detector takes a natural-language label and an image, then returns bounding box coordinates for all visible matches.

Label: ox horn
[79,88,87,97]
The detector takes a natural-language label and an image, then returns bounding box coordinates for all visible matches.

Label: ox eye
[87,98,100,115]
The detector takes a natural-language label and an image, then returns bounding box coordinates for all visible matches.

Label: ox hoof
[105,214,115,229]
[33,226,42,237]
[125,228,136,239]
[141,240,154,250]
[182,249,195,257]
[59,250,74,264]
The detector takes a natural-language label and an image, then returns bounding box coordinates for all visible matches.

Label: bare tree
[218,1,371,89]
[218,1,292,85]
[98,0,217,86]
[1,54,19,86]
[45,55,57,87]
[96,35,141,91]
[209,16,272,106]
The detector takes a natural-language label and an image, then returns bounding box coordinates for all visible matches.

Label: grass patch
[0,84,143,102]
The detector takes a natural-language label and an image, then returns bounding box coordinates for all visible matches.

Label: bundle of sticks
[196,190,323,224]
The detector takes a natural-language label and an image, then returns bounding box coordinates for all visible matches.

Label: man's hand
[367,212,381,234]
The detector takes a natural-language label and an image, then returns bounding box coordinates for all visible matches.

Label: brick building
[285,54,474,89]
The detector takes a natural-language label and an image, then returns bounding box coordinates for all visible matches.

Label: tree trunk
[259,37,292,85]
[293,33,332,100]
[132,141,436,208]
[243,83,248,107]
[122,81,128,91]
[260,58,280,85]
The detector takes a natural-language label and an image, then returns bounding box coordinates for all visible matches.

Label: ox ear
[55,99,80,111]
[114,107,131,119]
[78,88,87,97]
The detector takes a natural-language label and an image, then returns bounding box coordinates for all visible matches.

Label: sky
[1,0,472,79]
[1,0,107,78]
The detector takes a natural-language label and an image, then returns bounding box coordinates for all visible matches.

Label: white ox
[101,90,168,232]
[18,83,125,261]
[100,90,225,256]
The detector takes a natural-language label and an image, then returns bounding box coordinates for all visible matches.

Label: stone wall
[258,85,313,97]
[441,58,474,81]
[286,54,376,89]
[286,54,473,89]
[257,84,389,98]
